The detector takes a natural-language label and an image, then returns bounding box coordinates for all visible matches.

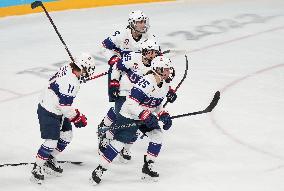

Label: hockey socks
[101,140,123,163]
[36,140,57,165]
[147,142,162,158]
[105,107,116,125]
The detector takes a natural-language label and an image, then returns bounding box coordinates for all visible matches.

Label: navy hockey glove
[139,110,160,130]
[109,79,120,100]
[166,87,177,103]
[158,111,172,130]
[108,55,120,66]
[70,109,87,128]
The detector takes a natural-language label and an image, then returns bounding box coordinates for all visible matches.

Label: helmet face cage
[152,66,175,83]
[142,48,160,57]
[141,39,161,56]
[165,67,175,83]
[81,65,96,78]
[128,11,150,33]
[76,53,96,78]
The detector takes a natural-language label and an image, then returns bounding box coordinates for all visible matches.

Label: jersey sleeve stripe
[49,82,75,106]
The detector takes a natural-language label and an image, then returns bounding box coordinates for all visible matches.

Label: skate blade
[43,166,62,177]
[141,174,159,182]
[89,177,100,186]
[118,155,130,164]
[30,176,43,185]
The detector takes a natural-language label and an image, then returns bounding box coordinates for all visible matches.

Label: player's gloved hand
[109,79,120,100]
[70,109,87,128]
[158,111,172,130]
[166,87,177,103]
[139,110,160,130]
[108,55,120,66]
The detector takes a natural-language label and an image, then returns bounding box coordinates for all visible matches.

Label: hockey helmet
[151,55,175,83]
[75,52,96,77]
[128,10,149,33]
[140,38,161,55]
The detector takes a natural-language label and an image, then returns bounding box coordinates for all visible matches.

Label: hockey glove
[70,109,87,128]
[109,79,120,100]
[158,111,172,130]
[166,87,177,103]
[108,55,120,66]
[139,110,160,130]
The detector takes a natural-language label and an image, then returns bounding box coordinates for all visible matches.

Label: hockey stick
[171,90,220,119]
[31,1,108,82]
[0,161,83,168]
[98,91,220,133]
[31,1,75,63]
[163,54,189,107]
[81,71,109,83]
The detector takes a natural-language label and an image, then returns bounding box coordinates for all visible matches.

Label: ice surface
[0,0,284,190]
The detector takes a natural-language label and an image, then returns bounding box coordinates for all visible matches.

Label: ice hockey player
[98,38,163,162]
[90,55,175,185]
[98,10,163,161]
[30,53,96,185]
[101,10,156,64]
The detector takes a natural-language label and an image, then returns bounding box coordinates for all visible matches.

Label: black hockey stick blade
[0,162,30,167]
[58,161,83,165]
[0,161,83,168]
[31,1,43,9]
[170,91,220,119]
[162,50,171,54]
[204,91,220,112]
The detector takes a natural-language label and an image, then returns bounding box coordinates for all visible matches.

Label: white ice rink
[0,0,284,190]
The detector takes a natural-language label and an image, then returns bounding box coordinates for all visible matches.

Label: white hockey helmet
[140,38,161,55]
[151,55,175,83]
[128,10,149,33]
[75,52,96,77]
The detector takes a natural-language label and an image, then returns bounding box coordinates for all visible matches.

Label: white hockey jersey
[101,27,157,59]
[39,64,80,119]
[112,51,151,96]
[120,73,170,120]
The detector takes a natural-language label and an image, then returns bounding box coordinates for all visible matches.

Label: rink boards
[0,0,173,18]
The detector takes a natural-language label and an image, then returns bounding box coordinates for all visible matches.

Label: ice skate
[30,163,44,185]
[43,155,63,176]
[89,165,107,185]
[141,155,159,182]
[119,147,132,163]
[98,133,111,155]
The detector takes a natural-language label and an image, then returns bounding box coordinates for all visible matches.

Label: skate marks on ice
[165,13,284,44]
[166,14,284,56]
[210,63,284,161]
